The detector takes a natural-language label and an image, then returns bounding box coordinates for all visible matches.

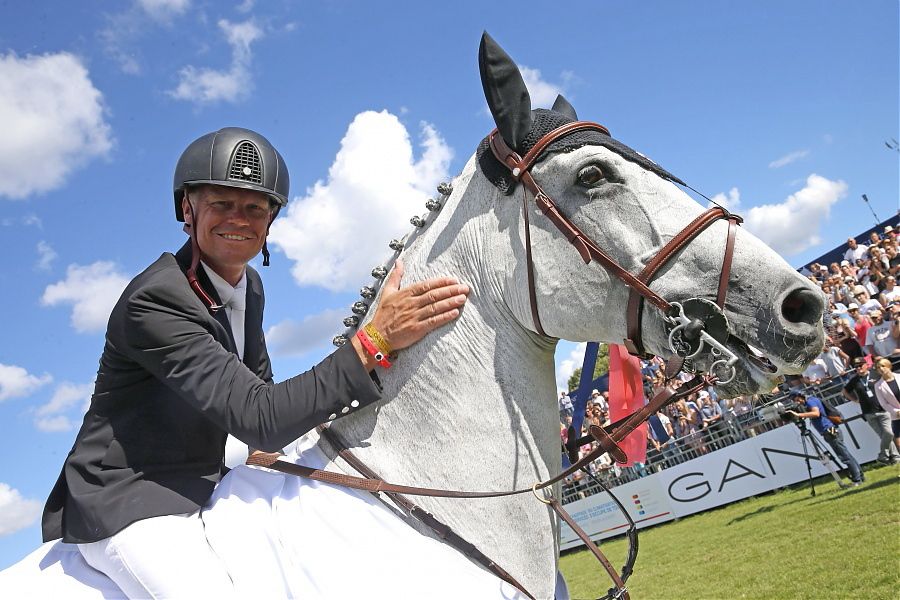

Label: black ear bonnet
[476,108,684,195]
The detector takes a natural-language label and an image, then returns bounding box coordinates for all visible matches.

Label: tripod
[794,420,850,495]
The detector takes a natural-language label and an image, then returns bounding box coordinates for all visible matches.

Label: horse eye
[577,165,605,186]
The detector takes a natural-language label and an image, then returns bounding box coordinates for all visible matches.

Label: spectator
[833,318,867,363]
[852,286,883,315]
[818,340,849,377]
[590,389,608,412]
[864,308,900,357]
[885,244,900,277]
[558,391,574,420]
[840,260,858,280]
[880,276,900,306]
[648,410,678,467]
[843,357,900,464]
[844,237,869,263]
[872,357,900,453]
[868,231,883,248]
[848,304,873,347]
[698,394,726,450]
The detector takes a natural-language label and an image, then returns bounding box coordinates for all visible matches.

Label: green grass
[559,462,900,599]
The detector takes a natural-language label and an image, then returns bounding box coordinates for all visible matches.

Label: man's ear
[181,195,193,226]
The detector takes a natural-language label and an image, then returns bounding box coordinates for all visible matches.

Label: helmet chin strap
[183,193,224,313]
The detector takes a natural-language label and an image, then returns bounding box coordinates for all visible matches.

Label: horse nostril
[781,288,824,325]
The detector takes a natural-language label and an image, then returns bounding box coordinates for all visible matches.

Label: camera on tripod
[778,400,806,425]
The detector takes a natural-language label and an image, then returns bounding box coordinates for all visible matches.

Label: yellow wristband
[363,323,393,355]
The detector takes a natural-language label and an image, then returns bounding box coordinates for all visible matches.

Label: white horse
[2,33,823,600]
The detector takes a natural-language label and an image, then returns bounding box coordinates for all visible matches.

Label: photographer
[785,390,865,486]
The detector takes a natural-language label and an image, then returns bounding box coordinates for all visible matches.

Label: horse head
[476,32,824,397]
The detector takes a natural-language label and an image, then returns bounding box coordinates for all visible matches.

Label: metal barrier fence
[560,354,900,504]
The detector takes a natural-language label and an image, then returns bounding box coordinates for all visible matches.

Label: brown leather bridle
[487,121,742,359]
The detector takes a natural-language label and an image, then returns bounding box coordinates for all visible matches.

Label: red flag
[607,344,647,466]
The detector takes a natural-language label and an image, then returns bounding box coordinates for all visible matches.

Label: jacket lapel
[174,241,238,355]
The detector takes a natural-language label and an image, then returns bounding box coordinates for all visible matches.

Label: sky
[0,0,897,569]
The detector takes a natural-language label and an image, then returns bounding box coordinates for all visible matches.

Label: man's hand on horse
[351,260,470,369]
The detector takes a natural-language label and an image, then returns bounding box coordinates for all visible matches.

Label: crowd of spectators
[559,223,900,501]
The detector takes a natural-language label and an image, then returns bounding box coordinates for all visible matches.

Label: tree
[567,344,610,392]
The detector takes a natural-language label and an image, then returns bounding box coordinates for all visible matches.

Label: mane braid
[331,181,456,351]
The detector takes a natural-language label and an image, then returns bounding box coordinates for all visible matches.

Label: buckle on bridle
[665,299,738,385]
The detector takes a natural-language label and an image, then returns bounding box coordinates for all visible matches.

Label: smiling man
[40,127,470,597]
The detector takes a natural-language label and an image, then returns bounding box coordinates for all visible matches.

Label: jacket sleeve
[122,283,381,452]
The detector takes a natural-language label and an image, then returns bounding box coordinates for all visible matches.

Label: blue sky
[0,1,897,568]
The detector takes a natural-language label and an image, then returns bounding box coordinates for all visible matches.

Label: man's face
[855,362,869,376]
[182,185,273,276]
[848,238,857,249]
[870,311,883,324]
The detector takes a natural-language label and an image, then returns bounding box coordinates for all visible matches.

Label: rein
[248,375,714,600]
[248,122,743,599]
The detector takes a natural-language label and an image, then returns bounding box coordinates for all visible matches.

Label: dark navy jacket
[42,242,381,543]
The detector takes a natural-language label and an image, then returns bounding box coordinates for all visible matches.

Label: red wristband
[356,329,392,368]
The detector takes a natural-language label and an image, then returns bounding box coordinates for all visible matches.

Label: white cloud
[710,187,742,211]
[269,110,453,291]
[137,0,190,20]
[556,342,587,393]
[41,261,131,333]
[169,19,262,105]
[265,309,347,358]
[34,381,94,432]
[0,52,113,199]
[724,174,847,257]
[768,149,809,169]
[519,65,565,108]
[0,364,52,402]
[35,241,57,271]
[236,0,255,12]
[0,483,42,537]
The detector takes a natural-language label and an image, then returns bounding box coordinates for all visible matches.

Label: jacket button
[341,406,350,414]
[350,400,360,408]
[328,413,337,420]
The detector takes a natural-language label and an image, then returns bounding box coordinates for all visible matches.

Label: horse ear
[479,32,533,150]
[551,94,578,120]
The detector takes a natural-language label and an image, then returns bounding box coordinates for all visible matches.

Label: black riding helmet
[173,127,290,221]
[174,127,289,309]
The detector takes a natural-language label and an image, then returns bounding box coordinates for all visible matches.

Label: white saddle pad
[0,434,527,599]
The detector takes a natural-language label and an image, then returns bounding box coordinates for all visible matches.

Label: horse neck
[327,166,561,489]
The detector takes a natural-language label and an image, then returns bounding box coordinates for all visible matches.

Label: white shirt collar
[200,261,247,308]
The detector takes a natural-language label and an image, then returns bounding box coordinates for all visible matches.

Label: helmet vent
[228,141,263,184]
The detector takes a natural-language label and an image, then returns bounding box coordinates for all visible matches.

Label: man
[558,391,574,420]
[41,128,470,597]
[590,388,608,412]
[879,276,900,306]
[842,358,900,464]
[864,308,900,357]
[843,237,868,264]
[648,410,678,467]
[786,390,864,485]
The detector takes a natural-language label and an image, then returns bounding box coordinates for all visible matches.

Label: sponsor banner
[560,402,880,550]
[559,477,676,550]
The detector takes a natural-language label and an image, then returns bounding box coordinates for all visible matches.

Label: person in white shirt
[853,287,884,315]
[880,276,900,306]
[843,237,869,264]
[864,309,900,357]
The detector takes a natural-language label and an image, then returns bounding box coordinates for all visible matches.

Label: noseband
[488,121,743,382]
